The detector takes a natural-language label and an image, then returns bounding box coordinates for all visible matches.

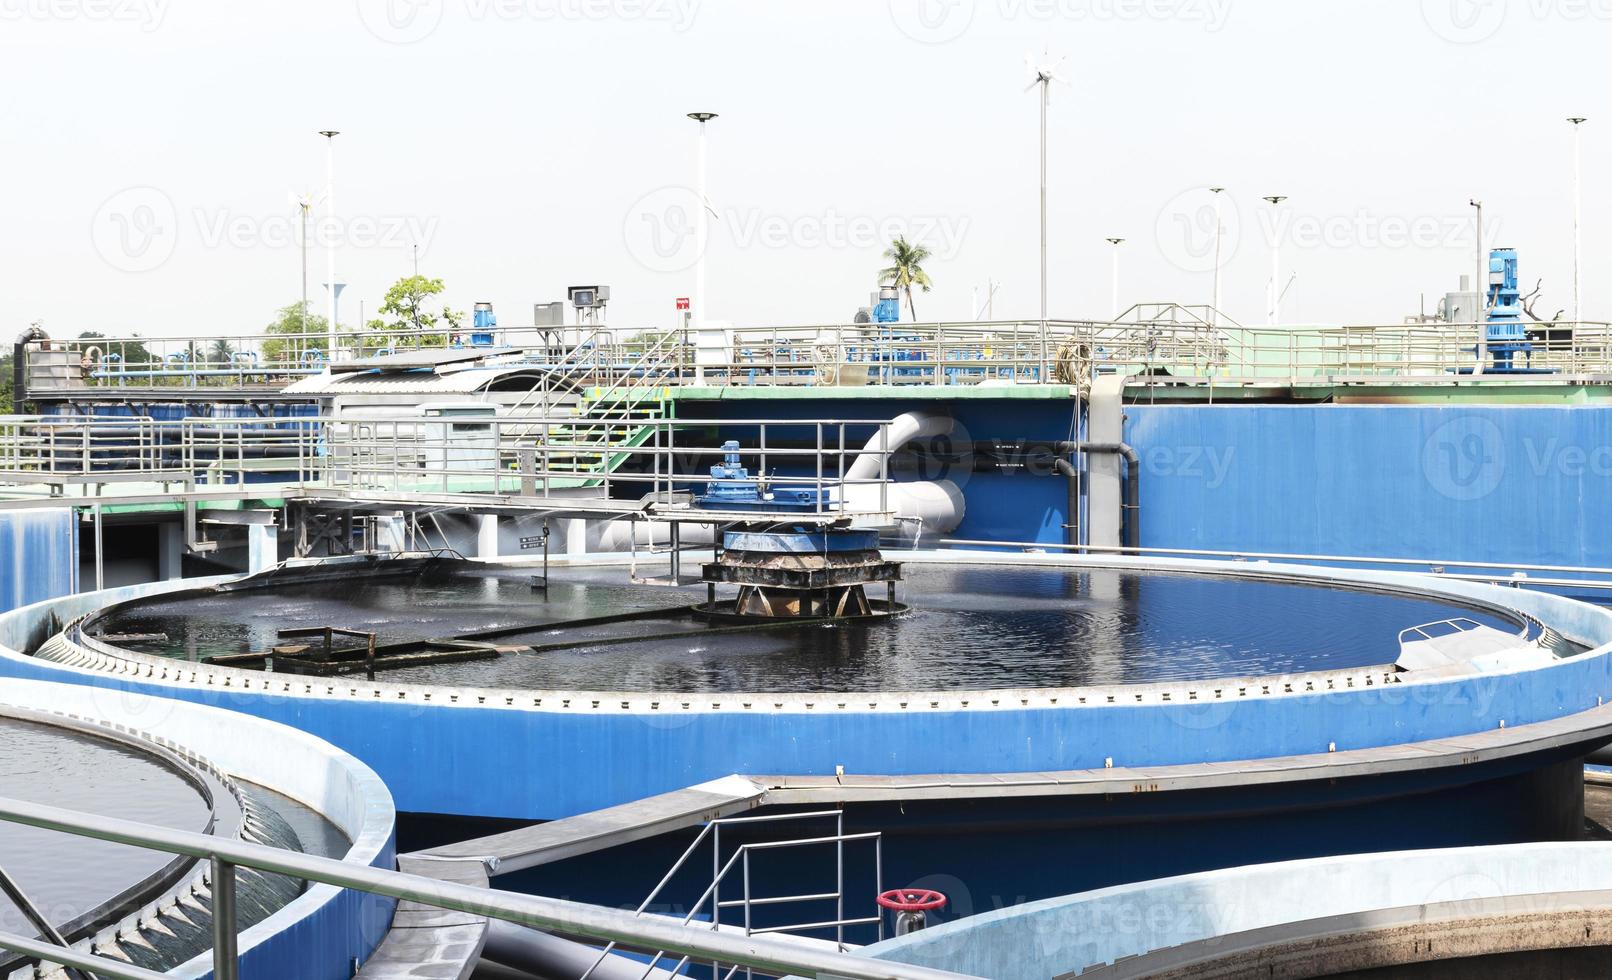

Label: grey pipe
[1052,458,1079,548]
[482,919,681,980]
[1056,441,1140,550]
[13,325,45,410]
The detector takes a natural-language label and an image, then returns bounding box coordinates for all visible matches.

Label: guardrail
[0,795,974,980]
[936,539,1612,593]
[0,414,899,521]
[25,313,1612,401]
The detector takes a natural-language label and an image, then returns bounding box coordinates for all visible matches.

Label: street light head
[1569,117,1588,125]
[1470,198,1483,208]
[1106,238,1125,246]
[318,130,340,138]
[1263,195,1287,206]
[687,112,718,122]
[1209,187,1226,194]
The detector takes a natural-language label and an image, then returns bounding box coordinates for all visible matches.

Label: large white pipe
[594,412,965,551]
[844,411,956,484]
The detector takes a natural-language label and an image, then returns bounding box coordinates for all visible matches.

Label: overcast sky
[2,0,1607,339]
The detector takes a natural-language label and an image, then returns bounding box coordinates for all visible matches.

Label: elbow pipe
[1056,441,1140,550]
[15,325,47,409]
[1052,457,1079,548]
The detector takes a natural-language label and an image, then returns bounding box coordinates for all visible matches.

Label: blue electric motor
[470,302,497,346]
[694,441,824,512]
[1484,248,1530,371]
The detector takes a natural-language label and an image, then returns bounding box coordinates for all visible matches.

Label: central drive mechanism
[691,439,904,621]
[701,528,902,619]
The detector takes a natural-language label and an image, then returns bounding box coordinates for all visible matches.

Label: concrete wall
[860,833,1612,980]
[2,555,1611,824]
[0,676,397,980]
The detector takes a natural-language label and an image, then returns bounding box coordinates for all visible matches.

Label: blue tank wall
[0,510,76,610]
[1127,404,1612,567]
[4,645,1607,823]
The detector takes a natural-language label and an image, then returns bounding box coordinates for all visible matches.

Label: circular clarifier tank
[0,679,397,980]
[0,713,224,946]
[83,559,1525,693]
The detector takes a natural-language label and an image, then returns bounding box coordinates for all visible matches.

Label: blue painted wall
[0,510,76,611]
[1127,404,1612,567]
[3,645,1608,821]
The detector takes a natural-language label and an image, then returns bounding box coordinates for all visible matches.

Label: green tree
[0,353,13,413]
[261,303,330,365]
[366,275,462,349]
[879,236,934,322]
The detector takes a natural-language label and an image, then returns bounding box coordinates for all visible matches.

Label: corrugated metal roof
[329,347,513,373]
[284,364,548,395]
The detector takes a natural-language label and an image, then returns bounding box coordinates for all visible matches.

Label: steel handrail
[0,795,972,980]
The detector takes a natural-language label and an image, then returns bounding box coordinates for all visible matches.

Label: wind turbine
[288,189,316,338]
[1025,49,1068,381]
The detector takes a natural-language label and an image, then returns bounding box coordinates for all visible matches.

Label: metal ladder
[579,809,884,980]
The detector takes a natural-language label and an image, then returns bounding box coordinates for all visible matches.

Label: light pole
[1026,52,1066,381]
[318,130,340,355]
[1106,238,1125,319]
[1471,198,1486,376]
[1570,117,1588,327]
[687,112,718,331]
[1209,187,1226,327]
[1263,196,1287,326]
[295,195,311,339]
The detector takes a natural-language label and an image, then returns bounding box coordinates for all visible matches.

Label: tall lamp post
[1209,187,1226,327]
[318,130,340,356]
[1263,196,1288,326]
[1570,117,1588,327]
[1105,238,1125,319]
[1026,52,1066,381]
[687,113,718,329]
[1471,198,1486,376]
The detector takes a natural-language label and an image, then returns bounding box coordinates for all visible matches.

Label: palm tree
[207,338,236,365]
[880,236,934,322]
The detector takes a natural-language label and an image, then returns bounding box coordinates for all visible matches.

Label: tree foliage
[261,303,330,365]
[365,276,462,349]
[879,236,934,322]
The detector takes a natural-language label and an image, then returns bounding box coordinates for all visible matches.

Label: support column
[1087,374,1125,550]
[247,524,279,575]
[565,518,587,556]
[477,514,500,559]
[157,521,184,581]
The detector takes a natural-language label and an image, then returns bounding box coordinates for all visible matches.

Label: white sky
[2,0,1608,338]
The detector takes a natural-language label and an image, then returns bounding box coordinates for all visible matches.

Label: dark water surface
[96,563,1518,693]
[0,718,214,936]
